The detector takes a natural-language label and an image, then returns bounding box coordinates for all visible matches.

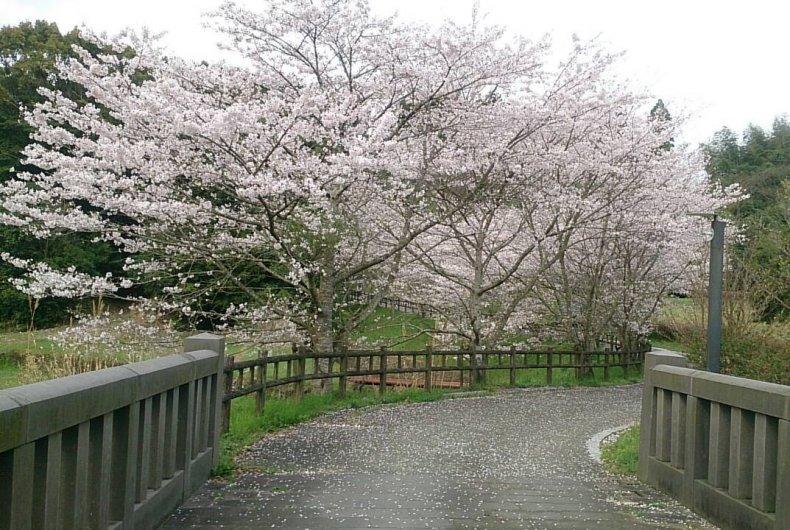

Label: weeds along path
[162,386,713,529]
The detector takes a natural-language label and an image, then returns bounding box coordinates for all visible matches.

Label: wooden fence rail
[346,291,436,316]
[220,343,650,428]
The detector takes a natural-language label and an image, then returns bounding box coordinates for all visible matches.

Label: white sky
[2,0,788,145]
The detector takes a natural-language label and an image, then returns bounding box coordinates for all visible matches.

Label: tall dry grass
[16,309,180,384]
[653,263,789,384]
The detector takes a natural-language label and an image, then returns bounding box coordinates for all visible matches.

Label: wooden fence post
[546,347,553,386]
[295,345,305,402]
[222,355,234,432]
[339,346,348,397]
[603,349,610,381]
[477,345,486,385]
[425,346,433,392]
[621,349,628,377]
[255,350,267,414]
[379,346,387,394]
[471,346,479,386]
[509,345,516,387]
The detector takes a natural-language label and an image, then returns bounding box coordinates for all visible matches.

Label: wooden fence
[220,343,650,429]
[346,291,436,316]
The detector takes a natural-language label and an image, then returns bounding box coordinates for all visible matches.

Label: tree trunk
[472,336,485,385]
[312,281,335,393]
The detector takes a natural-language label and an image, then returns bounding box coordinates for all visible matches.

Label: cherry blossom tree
[531,116,741,352]
[0,0,740,372]
[0,0,543,368]
[394,41,740,352]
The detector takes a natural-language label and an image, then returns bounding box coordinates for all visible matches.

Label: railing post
[508,345,516,387]
[295,345,305,402]
[379,346,387,394]
[776,420,790,529]
[683,395,709,502]
[255,350,267,414]
[708,401,731,488]
[637,350,688,482]
[546,347,553,386]
[603,349,610,381]
[339,346,348,397]
[425,346,433,392]
[183,333,226,468]
[8,442,34,528]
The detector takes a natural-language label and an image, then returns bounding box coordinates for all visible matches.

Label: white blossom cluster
[1,253,118,299]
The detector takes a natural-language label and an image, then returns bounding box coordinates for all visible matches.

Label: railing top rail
[653,363,790,392]
[0,349,220,453]
[650,363,790,420]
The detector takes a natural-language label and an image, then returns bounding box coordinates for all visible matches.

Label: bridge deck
[162,386,713,529]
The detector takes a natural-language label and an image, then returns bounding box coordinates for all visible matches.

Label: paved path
[162,386,713,529]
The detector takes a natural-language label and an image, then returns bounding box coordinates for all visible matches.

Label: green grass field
[471,355,642,389]
[349,307,433,350]
[0,356,20,389]
[646,336,685,352]
[0,327,66,388]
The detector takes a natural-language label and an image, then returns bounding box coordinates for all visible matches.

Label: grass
[653,295,790,384]
[647,334,685,352]
[658,296,694,317]
[0,356,20,389]
[0,328,63,357]
[0,327,65,389]
[601,425,640,475]
[473,358,642,389]
[350,307,434,350]
[216,386,452,477]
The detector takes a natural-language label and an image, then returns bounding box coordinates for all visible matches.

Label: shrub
[654,297,789,384]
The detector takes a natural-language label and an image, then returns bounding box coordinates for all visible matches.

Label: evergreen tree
[649,99,674,150]
[704,117,790,319]
[0,21,121,329]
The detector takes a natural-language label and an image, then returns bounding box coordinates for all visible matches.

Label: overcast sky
[3,0,788,145]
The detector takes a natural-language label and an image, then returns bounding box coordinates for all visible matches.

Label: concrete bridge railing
[0,333,225,530]
[639,350,789,530]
